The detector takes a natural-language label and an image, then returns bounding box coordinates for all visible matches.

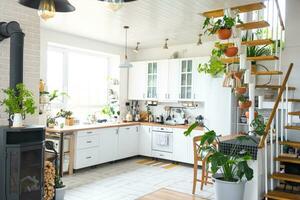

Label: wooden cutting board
[138,188,207,200]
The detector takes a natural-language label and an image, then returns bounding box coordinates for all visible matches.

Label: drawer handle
[86,141,92,144]
[86,131,93,134]
[126,127,130,130]
[86,156,92,159]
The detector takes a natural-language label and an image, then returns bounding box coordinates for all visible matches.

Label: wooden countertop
[46,122,204,133]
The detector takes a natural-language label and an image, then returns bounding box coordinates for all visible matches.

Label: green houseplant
[56,109,74,126]
[184,125,254,200]
[1,83,36,127]
[238,95,252,109]
[55,175,66,200]
[203,15,243,40]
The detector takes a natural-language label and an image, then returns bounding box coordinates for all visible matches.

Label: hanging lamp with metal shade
[119,26,133,68]
[98,0,137,12]
[18,0,75,20]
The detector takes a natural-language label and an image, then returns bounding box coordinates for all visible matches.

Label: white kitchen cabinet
[128,61,147,100]
[167,59,181,101]
[118,126,139,159]
[139,126,152,157]
[74,147,99,169]
[98,127,119,164]
[173,128,189,163]
[192,57,210,102]
[157,60,170,101]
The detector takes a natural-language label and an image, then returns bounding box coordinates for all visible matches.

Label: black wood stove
[0,126,45,200]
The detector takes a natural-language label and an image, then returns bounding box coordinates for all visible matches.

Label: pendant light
[119,26,133,68]
[18,0,75,20]
[133,42,140,53]
[98,0,137,12]
[163,38,169,49]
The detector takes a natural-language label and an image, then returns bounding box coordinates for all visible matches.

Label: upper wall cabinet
[146,62,158,99]
[192,57,210,102]
[179,59,193,100]
[128,61,147,100]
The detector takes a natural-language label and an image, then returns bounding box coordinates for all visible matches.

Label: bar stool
[192,135,212,194]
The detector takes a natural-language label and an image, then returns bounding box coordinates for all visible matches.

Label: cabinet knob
[86,156,92,159]
[86,141,92,144]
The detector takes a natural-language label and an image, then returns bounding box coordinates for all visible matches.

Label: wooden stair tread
[242,39,273,46]
[202,2,265,18]
[214,42,234,48]
[271,172,300,183]
[255,85,296,91]
[275,155,300,164]
[221,56,279,63]
[288,111,300,116]
[279,141,300,148]
[287,99,300,103]
[265,190,300,200]
[252,70,283,75]
[285,126,300,130]
[236,20,269,30]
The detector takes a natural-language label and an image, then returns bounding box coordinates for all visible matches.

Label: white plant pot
[10,113,23,127]
[213,174,246,200]
[55,186,66,200]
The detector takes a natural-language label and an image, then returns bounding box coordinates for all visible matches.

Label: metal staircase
[203,1,300,199]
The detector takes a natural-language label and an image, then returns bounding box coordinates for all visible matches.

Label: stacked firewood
[44,161,55,200]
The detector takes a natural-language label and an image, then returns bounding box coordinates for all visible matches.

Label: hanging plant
[224,46,238,57]
[235,86,247,95]
[203,15,243,40]
[238,95,252,109]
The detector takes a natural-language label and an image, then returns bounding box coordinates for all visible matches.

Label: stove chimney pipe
[0,21,25,89]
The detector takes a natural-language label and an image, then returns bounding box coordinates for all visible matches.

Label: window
[46,45,117,118]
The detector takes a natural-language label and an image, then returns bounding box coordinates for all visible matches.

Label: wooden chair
[192,135,212,194]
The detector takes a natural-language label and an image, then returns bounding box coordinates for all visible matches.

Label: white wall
[0,0,40,125]
[40,29,132,122]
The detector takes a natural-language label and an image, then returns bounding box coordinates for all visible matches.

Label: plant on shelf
[46,117,56,128]
[215,42,239,57]
[1,83,36,127]
[184,125,254,200]
[101,104,115,118]
[56,109,74,126]
[238,95,252,109]
[203,15,243,40]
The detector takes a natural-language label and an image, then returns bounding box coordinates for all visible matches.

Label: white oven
[152,127,173,153]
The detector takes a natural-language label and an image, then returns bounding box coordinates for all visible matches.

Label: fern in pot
[185,125,254,200]
[1,83,36,127]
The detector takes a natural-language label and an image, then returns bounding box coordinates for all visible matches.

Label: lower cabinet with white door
[118,126,139,159]
[139,126,152,157]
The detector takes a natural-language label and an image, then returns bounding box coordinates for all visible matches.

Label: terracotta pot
[65,118,74,126]
[235,87,247,95]
[239,101,252,109]
[225,46,238,57]
[217,28,232,40]
[233,71,244,80]
[245,111,258,119]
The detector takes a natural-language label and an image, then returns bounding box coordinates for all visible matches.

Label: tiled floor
[63,157,215,200]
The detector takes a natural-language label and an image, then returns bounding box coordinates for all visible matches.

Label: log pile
[44,161,55,200]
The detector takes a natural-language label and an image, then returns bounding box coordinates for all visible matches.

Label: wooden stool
[192,136,212,194]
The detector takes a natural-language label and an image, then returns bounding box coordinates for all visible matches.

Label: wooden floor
[138,188,207,200]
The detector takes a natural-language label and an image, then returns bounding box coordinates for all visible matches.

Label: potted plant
[224,46,238,57]
[56,109,74,126]
[1,83,36,127]
[249,114,266,136]
[47,117,56,128]
[245,111,258,119]
[184,126,254,200]
[238,95,252,109]
[55,175,66,200]
[203,15,243,40]
[235,86,247,95]
[101,104,115,118]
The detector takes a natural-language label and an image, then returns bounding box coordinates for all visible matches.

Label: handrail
[275,0,285,30]
[258,63,293,148]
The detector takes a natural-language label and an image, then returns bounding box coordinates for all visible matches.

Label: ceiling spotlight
[99,0,137,12]
[163,38,169,49]
[197,33,203,45]
[18,0,75,20]
[133,42,140,53]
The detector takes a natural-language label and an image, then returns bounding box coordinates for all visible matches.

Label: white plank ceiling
[41,0,261,48]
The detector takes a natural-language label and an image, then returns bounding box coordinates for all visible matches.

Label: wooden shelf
[256,85,296,91]
[248,55,279,61]
[214,42,234,48]
[279,141,300,148]
[252,71,283,76]
[221,56,279,64]
[236,20,269,30]
[275,155,300,164]
[265,190,300,200]
[202,2,266,18]
[285,126,300,131]
[242,39,274,46]
[288,111,300,116]
[271,172,300,183]
[287,99,300,103]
